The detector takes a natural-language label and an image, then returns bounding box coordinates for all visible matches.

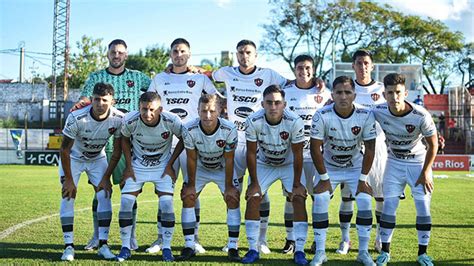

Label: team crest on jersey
[108,127,117,134]
[187,80,196,88]
[371,93,380,101]
[315,95,323,104]
[161,131,170,139]
[405,124,416,133]
[351,126,361,135]
[280,131,289,140]
[254,78,263,87]
[126,80,135,88]
[216,139,226,148]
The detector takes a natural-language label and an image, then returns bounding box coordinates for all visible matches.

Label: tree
[127,45,169,77]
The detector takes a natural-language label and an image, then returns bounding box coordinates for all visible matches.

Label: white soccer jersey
[246,108,305,166]
[183,117,238,170]
[284,81,332,162]
[355,80,385,108]
[121,110,182,170]
[212,66,287,142]
[373,102,436,163]
[310,103,376,168]
[148,71,217,123]
[63,105,123,161]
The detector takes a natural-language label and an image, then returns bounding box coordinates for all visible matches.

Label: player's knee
[225,197,239,209]
[356,192,372,211]
[314,191,330,205]
[182,194,196,208]
[159,195,174,214]
[292,194,306,207]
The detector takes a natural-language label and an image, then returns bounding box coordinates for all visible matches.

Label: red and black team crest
[108,127,117,134]
[254,78,263,87]
[216,139,226,148]
[351,126,361,135]
[315,95,323,104]
[405,124,416,133]
[371,93,380,102]
[126,80,135,88]
[280,131,289,140]
[187,80,196,88]
[161,131,170,139]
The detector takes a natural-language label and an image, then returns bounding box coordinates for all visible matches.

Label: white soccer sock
[60,198,75,245]
[313,191,330,252]
[119,194,136,249]
[245,220,260,251]
[227,208,241,249]
[375,201,384,242]
[259,194,270,243]
[92,196,99,239]
[181,207,196,249]
[96,190,112,241]
[415,198,432,246]
[339,199,353,242]
[194,198,200,240]
[356,193,372,252]
[380,196,400,244]
[294,221,308,252]
[284,199,295,241]
[160,195,175,249]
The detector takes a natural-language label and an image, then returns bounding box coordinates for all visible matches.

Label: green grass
[0,165,473,264]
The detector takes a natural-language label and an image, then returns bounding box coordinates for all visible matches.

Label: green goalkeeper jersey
[81,68,151,113]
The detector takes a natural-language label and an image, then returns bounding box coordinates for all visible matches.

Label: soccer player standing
[59,83,123,261]
[374,74,437,266]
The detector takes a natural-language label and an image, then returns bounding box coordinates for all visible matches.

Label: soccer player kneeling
[309,76,377,266]
[59,83,124,261]
[373,73,437,266]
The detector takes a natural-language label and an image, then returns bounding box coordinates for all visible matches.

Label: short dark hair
[383,73,406,87]
[332,76,355,90]
[294,54,314,67]
[198,94,221,108]
[352,49,372,62]
[92,82,114,96]
[139,91,161,103]
[263,84,285,98]
[108,39,127,50]
[236,39,256,50]
[170,38,190,49]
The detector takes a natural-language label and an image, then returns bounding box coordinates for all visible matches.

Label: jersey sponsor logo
[116,98,132,104]
[139,153,164,167]
[166,98,190,104]
[254,78,263,87]
[315,95,323,103]
[126,80,135,87]
[392,148,415,159]
[371,93,380,101]
[161,131,170,139]
[83,150,101,158]
[299,114,312,120]
[330,143,356,151]
[331,154,352,164]
[84,142,106,149]
[351,126,361,135]
[187,80,196,88]
[170,108,188,119]
[216,139,226,148]
[108,127,117,135]
[234,120,247,131]
[232,95,258,103]
[280,131,289,140]
[234,106,254,118]
[264,156,286,165]
[405,124,416,133]
[304,125,311,137]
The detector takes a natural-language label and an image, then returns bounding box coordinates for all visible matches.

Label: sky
[0,0,473,83]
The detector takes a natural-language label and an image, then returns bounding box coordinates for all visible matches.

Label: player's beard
[109,59,125,69]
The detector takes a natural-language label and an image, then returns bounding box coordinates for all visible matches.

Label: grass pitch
[0,165,473,264]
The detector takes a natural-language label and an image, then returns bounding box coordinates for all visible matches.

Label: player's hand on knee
[62,178,76,200]
[98,177,113,198]
[224,186,240,203]
[314,179,332,194]
[356,181,373,196]
[245,183,262,201]
[415,173,434,194]
[291,183,307,200]
[181,183,196,201]
[163,164,176,183]
[122,167,136,183]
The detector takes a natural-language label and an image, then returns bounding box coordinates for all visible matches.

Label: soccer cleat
[375,251,390,266]
[336,241,351,255]
[310,250,328,266]
[417,253,434,266]
[282,238,296,254]
[84,237,99,250]
[130,238,139,251]
[294,251,309,265]
[374,240,382,253]
[116,247,131,262]
[98,244,116,260]
[194,241,206,254]
[176,247,196,261]
[258,241,271,254]
[222,243,229,252]
[61,246,75,261]
[228,248,241,262]
[162,248,175,262]
[357,250,376,266]
[309,241,316,254]
[145,238,162,254]
[242,249,260,264]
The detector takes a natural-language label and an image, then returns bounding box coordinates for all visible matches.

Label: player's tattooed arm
[181,147,197,202]
[245,140,261,200]
[416,134,438,194]
[224,150,239,203]
[99,136,122,198]
[310,138,332,194]
[291,142,306,199]
[357,138,375,196]
[121,136,135,184]
[60,136,76,199]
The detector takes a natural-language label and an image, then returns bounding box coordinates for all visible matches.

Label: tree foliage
[127,45,169,77]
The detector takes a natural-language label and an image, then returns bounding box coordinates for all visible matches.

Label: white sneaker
[310,250,327,266]
[357,250,376,266]
[258,241,271,254]
[222,243,229,252]
[145,238,162,254]
[375,251,390,266]
[417,253,434,266]
[98,244,116,260]
[195,241,206,254]
[61,246,75,261]
[84,237,99,250]
[374,240,382,253]
[336,241,351,255]
[130,238,139,251]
